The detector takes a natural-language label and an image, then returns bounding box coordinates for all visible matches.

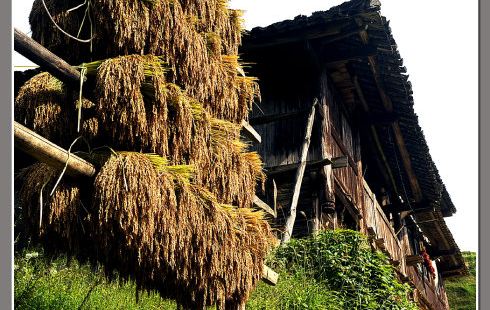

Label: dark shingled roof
[242,0,465,275]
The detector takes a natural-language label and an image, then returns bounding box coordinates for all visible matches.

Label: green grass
[445,251,477,310]
[15,230,418,310]
[14,250,176,310]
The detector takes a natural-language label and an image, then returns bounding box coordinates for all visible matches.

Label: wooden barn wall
[318,70,363,215]
[246,43,324,168]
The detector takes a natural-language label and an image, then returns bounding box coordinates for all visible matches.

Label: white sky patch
[13,0,478,251]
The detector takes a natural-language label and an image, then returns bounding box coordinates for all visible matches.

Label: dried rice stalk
[90,152,273,308]
[30,0,257,123]
[15,72,99,147]
[16,163,88,254]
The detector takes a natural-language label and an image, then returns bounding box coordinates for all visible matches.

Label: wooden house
[240,0,467,308]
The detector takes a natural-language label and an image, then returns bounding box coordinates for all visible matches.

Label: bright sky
[13,1,478,251]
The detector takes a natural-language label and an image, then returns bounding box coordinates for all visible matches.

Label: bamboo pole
[281,99,318,244]
[14,28,83,87]
[14,121,96,178]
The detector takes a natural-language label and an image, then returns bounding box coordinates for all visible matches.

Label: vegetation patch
[15,230,418,309]
[256,229,418,310]
[445,251,476,310]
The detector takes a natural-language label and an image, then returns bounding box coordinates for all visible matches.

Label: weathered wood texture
[253,195,276,218]
[282,100,317,244]
[14,28,82,86]
[262,265,279,286]
[14,121,96,178]
[362,179,406,274]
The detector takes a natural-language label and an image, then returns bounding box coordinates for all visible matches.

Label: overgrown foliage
[264,230,418,310]
[14,250,175,310]
[445,251,476,310]
[15,230,420,310]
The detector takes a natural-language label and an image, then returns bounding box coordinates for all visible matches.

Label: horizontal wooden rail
[240,120,261,144]
[262,265,279,285]
[14,28,83,87]
[14,121,96,178]
[253,195,276,218]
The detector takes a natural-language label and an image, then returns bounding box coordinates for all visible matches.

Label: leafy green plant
[269,229,418,310]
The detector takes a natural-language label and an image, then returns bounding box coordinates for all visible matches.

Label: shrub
[269,229,418,310]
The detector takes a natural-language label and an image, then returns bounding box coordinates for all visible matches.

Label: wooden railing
[362,180,406,274]
[407,266,450,310]
[331,135,362,205]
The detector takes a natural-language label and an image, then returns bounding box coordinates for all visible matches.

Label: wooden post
[14,28,83,87]
[14,121,96,178]
[240,120,262,144]
[312,192,320,235]
[281,99,318,244]
[319,73,336,231]
[262,265,279,285]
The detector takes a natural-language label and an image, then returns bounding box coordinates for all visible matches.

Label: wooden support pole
[14,28,83,87]
[266,158,331,176]
[281,99,318,244]
[253,195,277,218]
[240,120,262,144]
[14,121,96,178]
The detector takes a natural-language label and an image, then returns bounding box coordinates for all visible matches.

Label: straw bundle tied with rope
[16,0,274,308]
[16,153,274,308]
[30,0,255,122]
[15,72,100,148]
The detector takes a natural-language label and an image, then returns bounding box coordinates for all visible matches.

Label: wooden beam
[240,120,261,144]
[249,110,308,126]
[405,254,424,266]
[14,28,83,87]
[331,156,349,169]
[262,264,279,285]
[358,29,423,202]
[322,44,377,65]
[281,99,318,244]
[266,158,331,176]
[253,195,277,218]
[14,121,96,178]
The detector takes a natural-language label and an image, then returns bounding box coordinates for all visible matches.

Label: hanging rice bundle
[29,0,91,64]
[15,72,70,144]
[14,72,99,147]
[89,152,273,308]
[91,152,161,283]
[29,0,257,123]
[21,0,273,307]
[93,54,171,155]
[16,163,89,254]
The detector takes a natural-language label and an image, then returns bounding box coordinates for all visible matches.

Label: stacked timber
[15,0,275,308]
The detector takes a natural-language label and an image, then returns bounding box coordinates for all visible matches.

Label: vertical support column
[312,191,320,235]
[319,71,336,230]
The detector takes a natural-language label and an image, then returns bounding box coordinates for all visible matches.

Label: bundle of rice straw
[16,0,274,308]
[90,153,273,308]
[30,0,257,123]
[15,72,100,148]
[16,163,91,256]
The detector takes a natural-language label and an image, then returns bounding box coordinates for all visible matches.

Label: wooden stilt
[281,99,318,244]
